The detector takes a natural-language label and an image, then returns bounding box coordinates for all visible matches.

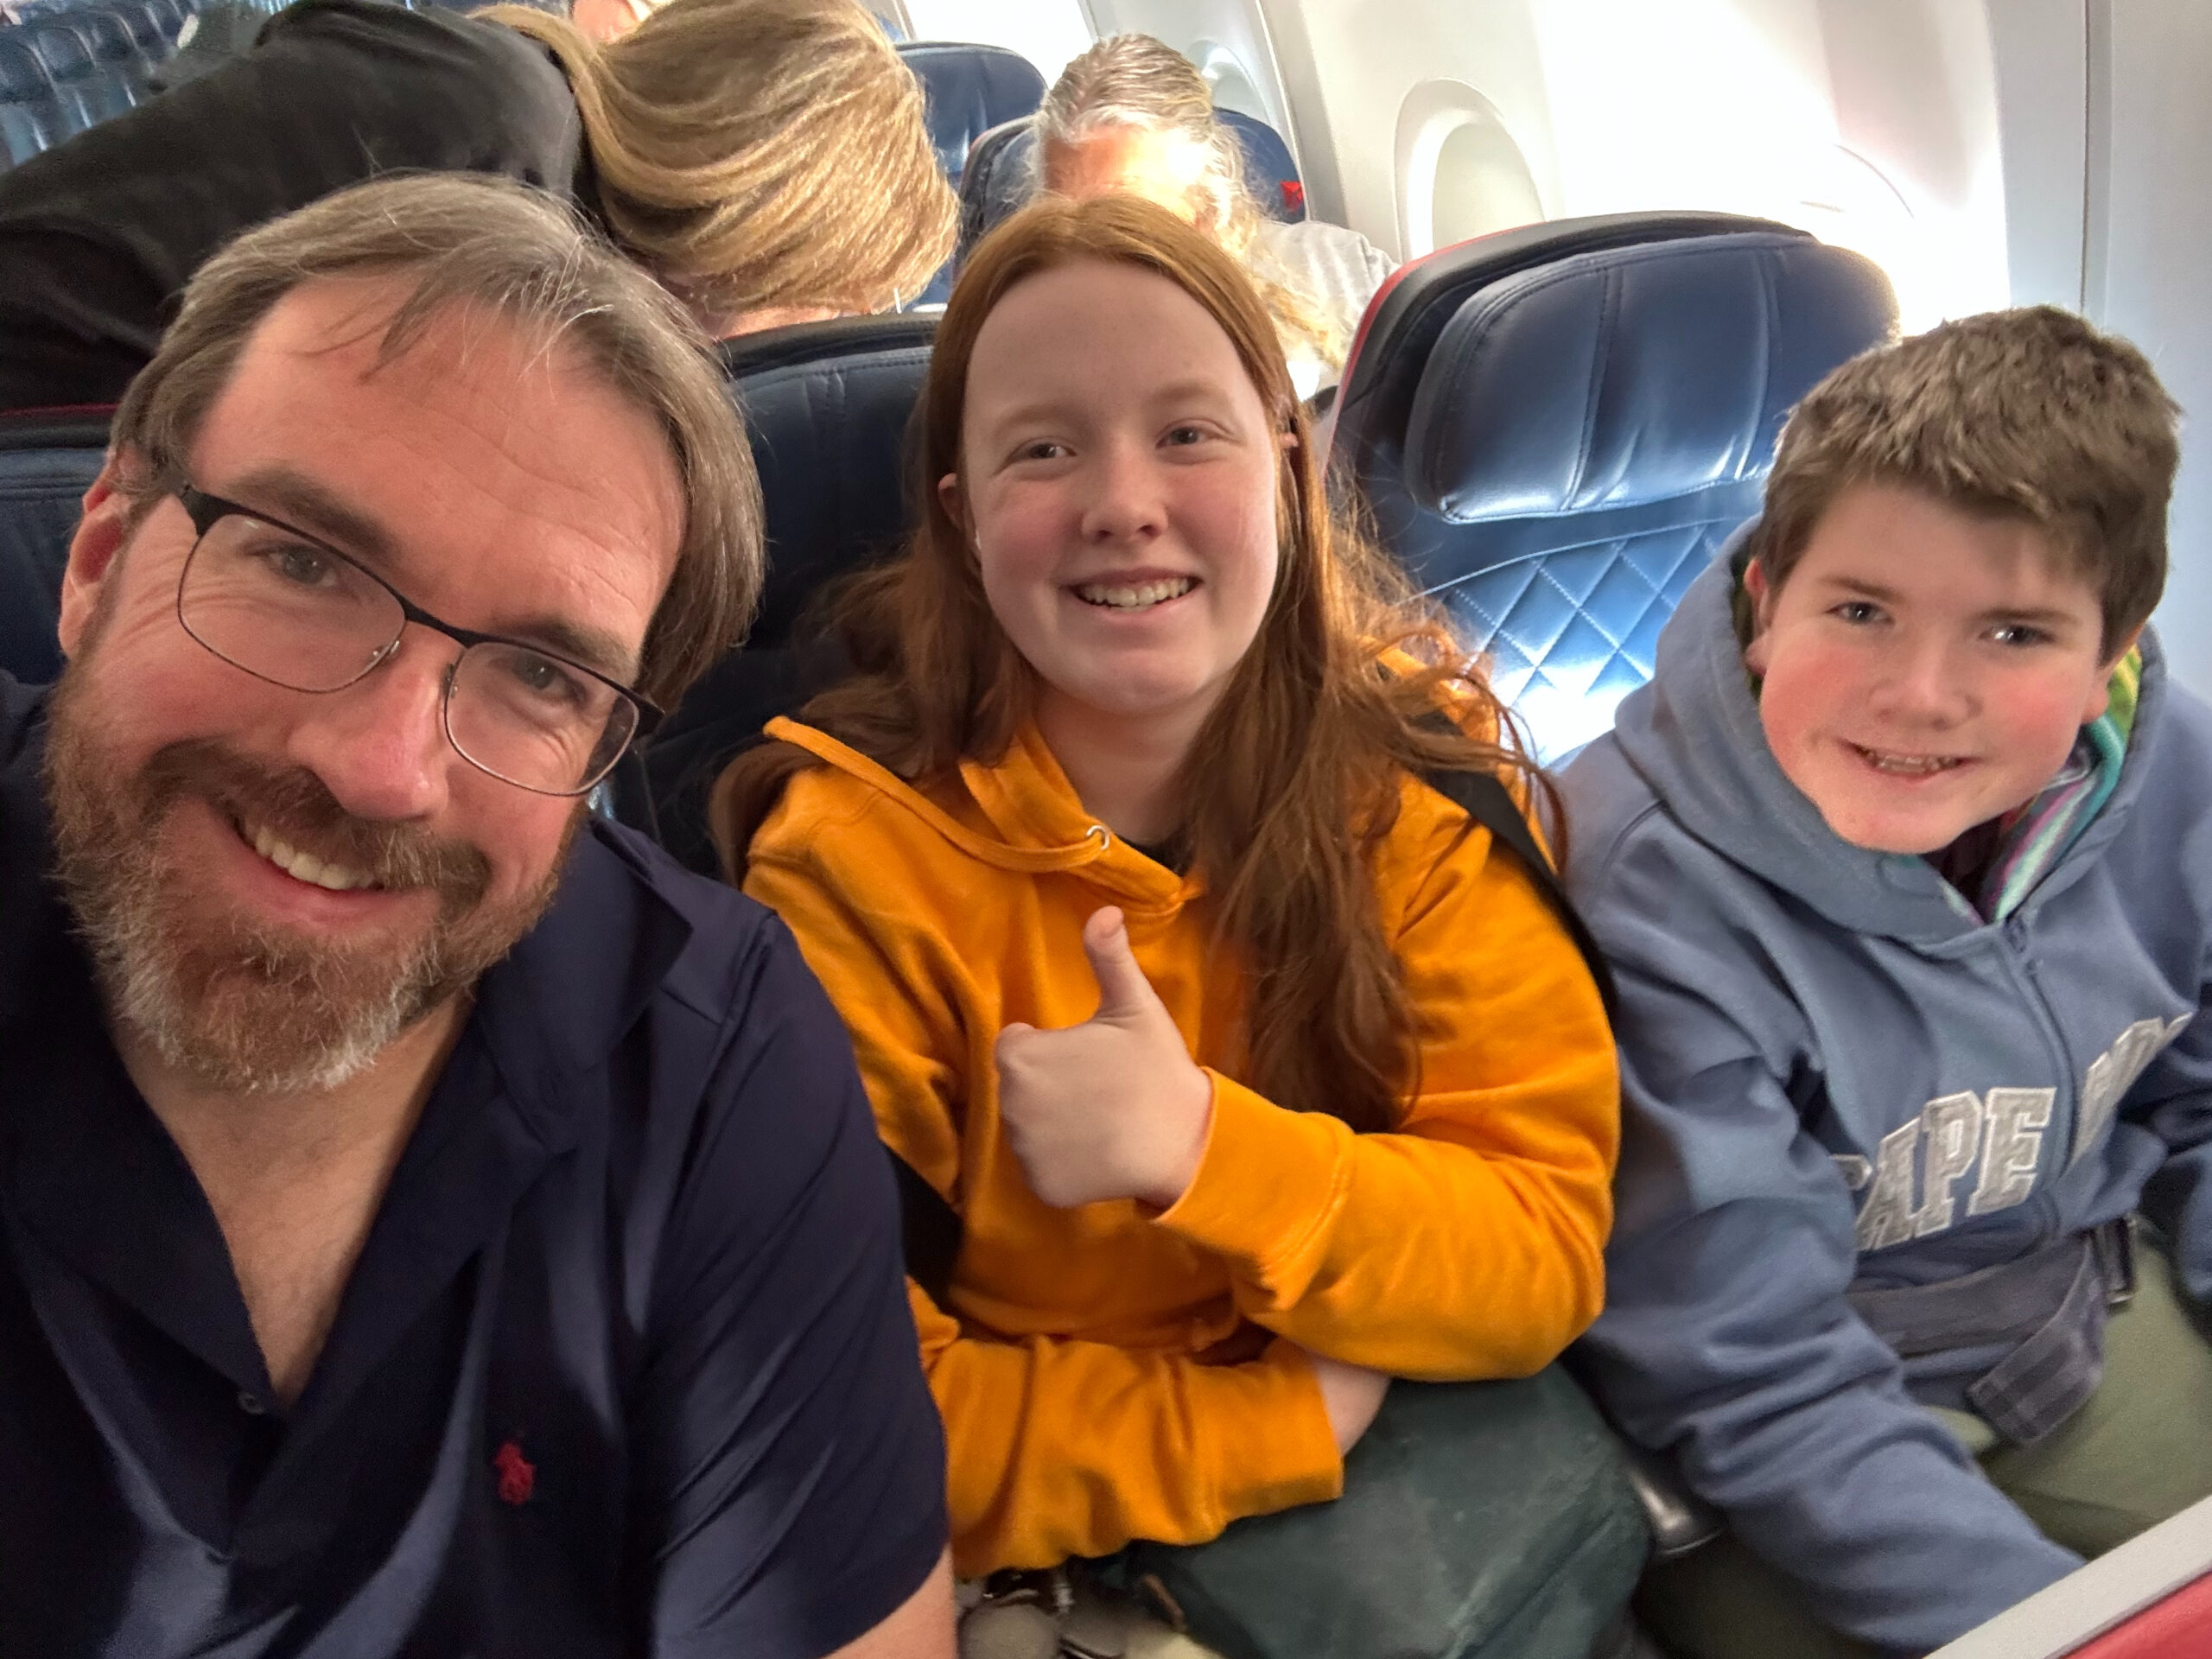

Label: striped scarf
[1952,651,2141,921]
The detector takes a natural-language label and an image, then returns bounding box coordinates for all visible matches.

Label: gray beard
[42,673,573,1096]
[79,869,452,1096]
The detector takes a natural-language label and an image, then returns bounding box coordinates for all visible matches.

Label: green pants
[1098,1367,1650,1659]
[1637,1239,2212,1659]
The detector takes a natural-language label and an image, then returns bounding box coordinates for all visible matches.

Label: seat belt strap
[887,753,1620,1302]
[1411,762,1620,1025]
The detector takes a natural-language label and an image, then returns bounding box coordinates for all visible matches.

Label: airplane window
[901,0,1092,82]
[1519,2,2007,328]
[1789,145,1946,334]
[1190,40,1273,127]
[1396,82,1543,257]
[1429,114,1544,251]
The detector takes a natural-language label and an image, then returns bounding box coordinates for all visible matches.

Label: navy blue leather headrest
[113,3,170,56]
[896,41,1046,186]
[0,40,49,102]
[717,315,936,645]
[1326,213,1897,762]
[20,22,95,79]
[957,116,1036,254]
[645,316,935,874]
[1403,232,1895,524]
[79,12,139,69]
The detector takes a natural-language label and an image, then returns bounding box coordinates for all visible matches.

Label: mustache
[138,739,493,906]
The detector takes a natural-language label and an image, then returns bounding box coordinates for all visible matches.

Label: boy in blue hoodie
[1563,307,2212,1658]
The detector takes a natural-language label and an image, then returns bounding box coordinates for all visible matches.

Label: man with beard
[0,175,953,1657]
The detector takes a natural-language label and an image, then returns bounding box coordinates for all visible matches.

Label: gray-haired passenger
[1034,33,1397,401]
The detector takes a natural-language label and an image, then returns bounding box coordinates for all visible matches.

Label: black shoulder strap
[886,748,1621,1306]
[1413,762,1620,1027]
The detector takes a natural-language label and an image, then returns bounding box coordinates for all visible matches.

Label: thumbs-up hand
[995,906,1215,1210]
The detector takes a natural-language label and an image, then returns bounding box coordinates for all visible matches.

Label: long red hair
[715,195,1548,1133]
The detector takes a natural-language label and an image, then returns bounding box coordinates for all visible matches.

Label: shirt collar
[0,686,272,1395]
[467,820,695,1148]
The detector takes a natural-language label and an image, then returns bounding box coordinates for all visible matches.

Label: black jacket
[0,0,590,410]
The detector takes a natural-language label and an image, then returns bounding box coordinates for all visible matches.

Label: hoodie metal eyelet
[1085,824,1112,849]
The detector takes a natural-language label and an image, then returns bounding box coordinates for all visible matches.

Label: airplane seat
[895,41,1046,186]
[139,0,188,41]
[16,21,116,132]
[103,3,175,79]
[895,41,1046,308]
[954,114,1033,255]
[76,10,149,101]
[40,18,137,118]
[956,110,1311,258]
[0,407,110,687]
[1330,211,1897,763]
[0,39,57,167]
[637,314,938,870]
[1217,107,1306,223]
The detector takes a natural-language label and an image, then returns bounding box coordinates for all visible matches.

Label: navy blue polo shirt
[0,675,947,1656]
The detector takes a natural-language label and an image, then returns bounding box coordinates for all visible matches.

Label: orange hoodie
[743,715,1619,1576]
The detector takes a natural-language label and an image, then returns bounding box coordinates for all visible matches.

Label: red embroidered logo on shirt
[1280,180,1306,214]
[493,1439,536,1506]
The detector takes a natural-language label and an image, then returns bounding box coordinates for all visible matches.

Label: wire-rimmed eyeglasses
[172,485,663,798]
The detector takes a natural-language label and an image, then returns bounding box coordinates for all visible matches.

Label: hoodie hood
[1607,524,2171,944]
[763,715,1202,913]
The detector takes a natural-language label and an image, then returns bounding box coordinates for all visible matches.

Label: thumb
[1081,906,1160,1022]
[994,1021,1036,1077]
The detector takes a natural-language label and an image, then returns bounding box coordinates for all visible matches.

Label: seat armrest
[1618,1440,1724,1561]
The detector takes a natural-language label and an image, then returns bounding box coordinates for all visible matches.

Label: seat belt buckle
[2098,1216,2138,1309]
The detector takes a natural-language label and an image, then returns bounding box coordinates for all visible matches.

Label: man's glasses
[173,486,662,798]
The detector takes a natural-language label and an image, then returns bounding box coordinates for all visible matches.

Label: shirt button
[237,1390,267,1416]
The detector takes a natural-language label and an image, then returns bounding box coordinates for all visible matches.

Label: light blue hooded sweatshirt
[1561,535,2212,1656]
